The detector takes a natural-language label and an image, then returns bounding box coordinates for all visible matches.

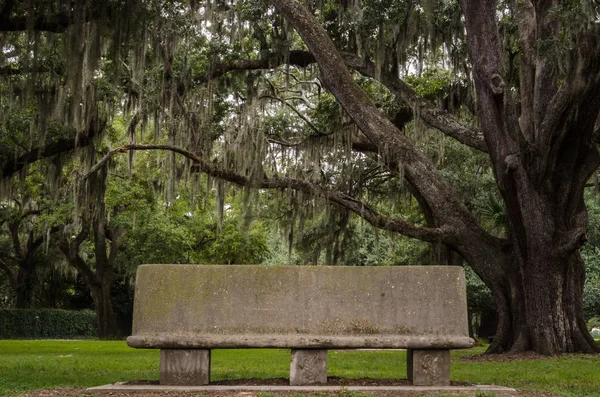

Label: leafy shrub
[0,309,97,339]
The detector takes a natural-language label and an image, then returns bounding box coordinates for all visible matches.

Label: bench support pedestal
[407,349,450,386]
[290,349,327,385]
[160,349,211,385]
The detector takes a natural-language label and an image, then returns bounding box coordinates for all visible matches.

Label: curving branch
[58,220,97,287]
[185,50,487,152]
[0,1,108,33]
[346,55,487,153]
[1,125,103,179]
[189,50,318,87]
[0,14,72,33]
[84,143,452,243]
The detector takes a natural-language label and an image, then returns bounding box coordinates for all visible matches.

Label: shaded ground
[127,378,471,386]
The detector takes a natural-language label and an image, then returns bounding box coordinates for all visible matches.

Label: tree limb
[0,2,106,33]
[0,64,63,76]
[186,49,487,153]
[1,129,98,179]
[0,14,72,33]
[58,221,97,287]
[459,0,522,157]
[341,53,488,153]
[83,143,452,243]
[189,50,318,86]
[271,0,487,239]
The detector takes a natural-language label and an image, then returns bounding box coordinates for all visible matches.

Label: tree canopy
[1,0,600,353]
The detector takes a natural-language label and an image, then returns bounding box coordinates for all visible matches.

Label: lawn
[0,340,599,397]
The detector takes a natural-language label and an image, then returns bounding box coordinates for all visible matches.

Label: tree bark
[58,186,120,340]
[7,221,49,309]
[15,260,35,308]
[89,280,117,339]
[458,0,600,354]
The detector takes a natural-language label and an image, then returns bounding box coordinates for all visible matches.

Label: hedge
[0,309,97,339]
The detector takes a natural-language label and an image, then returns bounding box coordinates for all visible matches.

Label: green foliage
[464,266,495,314]
[471,192,507,237]
[583,191,600,320]
[588,317,600,329]
[198,219,270,265]
[0,309,97,339]
[405,68,455,101]
[310,92,342,133]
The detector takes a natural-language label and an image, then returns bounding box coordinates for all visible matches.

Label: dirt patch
[460,351,552,362]
[126,378,471,386]
[21,390,522,397]
[17,379,534,397]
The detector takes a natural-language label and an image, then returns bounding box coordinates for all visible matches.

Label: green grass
[0,340,599,396]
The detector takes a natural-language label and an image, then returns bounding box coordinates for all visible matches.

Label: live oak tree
[0,206,56,308]
[1,0,600,354]
[270,0,600,355]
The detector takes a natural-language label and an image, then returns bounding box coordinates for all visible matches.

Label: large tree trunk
[89,281,117,339]
[484,182,599,354]
[58,202,120,339]
[15,261,35,308]
[457,0,600,354]
[90,167,120,339]
[487,250,597,354]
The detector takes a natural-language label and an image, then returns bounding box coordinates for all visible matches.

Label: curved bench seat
[127,333,474,349]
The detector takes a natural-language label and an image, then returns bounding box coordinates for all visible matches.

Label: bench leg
[290,349,327,385]
[407,349,450,386]
[160,349,211,385]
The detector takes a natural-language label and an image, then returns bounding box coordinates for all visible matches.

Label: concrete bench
[127,264,474,386]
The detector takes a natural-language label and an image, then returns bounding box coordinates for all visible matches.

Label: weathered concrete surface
[409,349,451,386]
[159,349,210,385]
[88,383,519,396]
[290,349,327,385]
[127,265,473,349]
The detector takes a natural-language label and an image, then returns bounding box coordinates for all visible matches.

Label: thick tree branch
[187,50,487,153]
[189,50,317,86]
[84,144,451,243]
[1,130,97,179]
[271,0,487,238]
[341,53,487,153]
[0,2,107,33]
[58,221,97,287]
[107,226,122,266]
[0,64,63,76]
[0,14,72,33]
[459,0,522,157]
[28,225,59,255]
[515,0,536,141]
[269,1,512,295]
